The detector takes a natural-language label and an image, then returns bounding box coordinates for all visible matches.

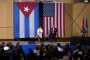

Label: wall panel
[0,0,13,39]
[73,3,90,37]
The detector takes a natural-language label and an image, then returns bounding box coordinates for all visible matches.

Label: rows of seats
[21,44,86,56]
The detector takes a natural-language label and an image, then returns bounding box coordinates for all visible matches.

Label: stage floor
[0,41,70,45]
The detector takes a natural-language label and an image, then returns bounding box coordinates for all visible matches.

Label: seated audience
[40,43,46,60]
[83,46,90,60]
[33,45,40,59]
[63,43,72,60]
[14,42,24,60]
[1,42,5,48]
[45,44,53,60]
[56,43,63,60]
[0,41,89,60]
[73,43,83,60]
[5,43,14,60]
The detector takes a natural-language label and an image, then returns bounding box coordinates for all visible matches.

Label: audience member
[63,43,72,60]
[83,46,90,60]
[1,42,5,48]
[56,43,63,60]
[45,44,53,60]
[40,43,46,60]
[73,43,83,60]
[14,42,24,60]
[5,43,14,60]
[33,45,40,59]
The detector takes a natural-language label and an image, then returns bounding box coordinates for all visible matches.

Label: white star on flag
[24,6,30,13]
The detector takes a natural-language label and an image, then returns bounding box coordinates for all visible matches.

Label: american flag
[42,2,65,37]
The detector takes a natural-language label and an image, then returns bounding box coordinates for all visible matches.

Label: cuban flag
[14,2,39,38]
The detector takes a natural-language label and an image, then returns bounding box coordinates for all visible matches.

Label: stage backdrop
[0,0,90,40]
[14,2,65,38]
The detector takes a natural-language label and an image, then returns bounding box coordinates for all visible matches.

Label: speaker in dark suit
[50,25,57,40]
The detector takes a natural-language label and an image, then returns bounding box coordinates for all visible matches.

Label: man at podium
[50,25,57,40]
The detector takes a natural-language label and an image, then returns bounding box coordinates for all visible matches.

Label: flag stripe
[44,17,47,36]
[29,10,34,37]
[20,10,25,38]
[34,4,39,37]
[49,17,51,34]
[14,3,19,38]
[25,17,29,38]
[62,3,64,36]
[61,3,64,37]
[48,17,50,34]
[51,17,53,35]
[55,3,58,37]
[58,3,61,36]
[60,3,62,37]
[51,17,54,27]
[64,3,65,36]
[57,3,60,37]
[46,17,48,36]
[43,18,45,37]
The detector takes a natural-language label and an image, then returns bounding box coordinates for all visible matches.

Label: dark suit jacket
[50,28,57,38]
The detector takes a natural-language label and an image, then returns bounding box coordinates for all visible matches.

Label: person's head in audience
[76,43,80,46]
[1,42,5,46]
[8,42,13,49]
[40,43,46,52]
[57,43,61,47]
[8,42,12,46]
[65,43,70,48]
[1,42,5,48]
[76,43,81,49]
[16,42,20,46]
[40,43,44,48]
[46,44,51,50]
[8,42,12,45]
[36,45,39,50]
[6,43,9,47]
[2,42,5,45]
